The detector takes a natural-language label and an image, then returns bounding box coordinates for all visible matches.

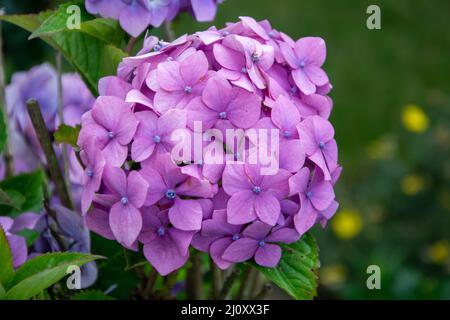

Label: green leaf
[0,170,45,217]
[29,1,91,40]
[4,252,104,300]
[54,124,81,148]
[0,109,7,153]
[70,290,115,300]
[0,226,14,286]
[255,233,319,300]
[15,229,40,247]
[29,2,125,47]
[0,189,25,212]
[1,11,127,96]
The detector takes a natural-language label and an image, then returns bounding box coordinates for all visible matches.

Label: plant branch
[219,268,241,299]
[26,99,74,210]
[0,18,14,176]
[56,51,71,196]
[125,37,138,55]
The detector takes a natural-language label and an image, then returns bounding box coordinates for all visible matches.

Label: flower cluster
[85,0,225,37]
[79,17,341,275]
[3,63,94,205]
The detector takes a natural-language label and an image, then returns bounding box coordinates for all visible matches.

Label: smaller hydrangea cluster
[3,63,95,205]
[85,0,225,37]
[79,17,341,275]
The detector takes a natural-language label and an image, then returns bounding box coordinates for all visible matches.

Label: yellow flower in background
[331,210,362,239]
[401,104,429,133]
[401,174,425,196]
[428,241,449,265]
[320,264,348,286]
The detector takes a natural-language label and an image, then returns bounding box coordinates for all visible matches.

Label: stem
[0,18,14,176]
[143,268,158,299]
[250,269,262,294]
[186,253,202,300]
[26,99,74,210]
[125,37,138,55]
[236,267,253,300]
[254,283,272,300]
[219,268,241,299]
[56,52,71,195]
[43,188,67,251]
[210,257,222,299]
[163,21,175,42]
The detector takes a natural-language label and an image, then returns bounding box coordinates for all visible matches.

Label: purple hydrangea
[85,0,225,37]
[79,17,341,274]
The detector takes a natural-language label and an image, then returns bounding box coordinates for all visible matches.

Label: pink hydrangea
[79,17,341,275]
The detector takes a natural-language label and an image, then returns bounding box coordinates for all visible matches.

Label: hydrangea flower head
[79,17,341,273]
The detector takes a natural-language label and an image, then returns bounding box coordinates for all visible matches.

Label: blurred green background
[1,0,449,299]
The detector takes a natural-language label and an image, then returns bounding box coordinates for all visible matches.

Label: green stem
[210,257,222,299]
[186,253,202,299]
[254,283,272,300]
[236,267,253,300]
[219,268,241,299]
[163,21,175,42]
[26,99,74,210]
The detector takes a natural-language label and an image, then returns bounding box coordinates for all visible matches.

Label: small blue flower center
[157,227,165,237]
[184,86,192,94]
[241,67,247,74]
[166,189,176,200]
[232,234,240,241]
[306,191,312,199]
[121,196,129,205]
[154,42,164,51]
[299,60,306,69]
[86,170,94,178]
[107,131,115,139]
[268,30,276,38]
[283,130,291,138]
[222,31,230,36]
[197,159,204,166]
[319,141,325,149]
[251,53,260,63]
[153,135,161,143]
[290,86,298,94]
[258,240,266,247]
[219,111,227,120]
[252,186,262,194]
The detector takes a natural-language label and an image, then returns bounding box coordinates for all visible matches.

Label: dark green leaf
[0,282,5,299]
[5,252,104,300]
[1,12,127,96]
[54,124,81,148]
[70,290,115,300]
[0,170,45,217]
[255,233,319,300]
[0,189,25,212]
[0,226,14,287]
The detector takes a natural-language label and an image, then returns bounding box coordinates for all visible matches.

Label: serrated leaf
[29,1,91,40]
[0,226,14,286]
[54,124,80,148]
[1,12,127,96]
[29,1,125,47]
[0,108,7,153]
[0,170,45,217]
[255,233,319,300]
[4,252,104,300]
[70,290,115,300]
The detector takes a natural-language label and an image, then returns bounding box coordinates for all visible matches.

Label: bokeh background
[1,0,449,299]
